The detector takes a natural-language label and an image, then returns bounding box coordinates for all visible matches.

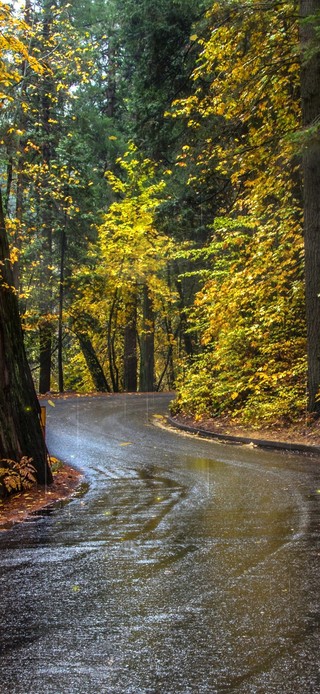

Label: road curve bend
[0,393,320,694]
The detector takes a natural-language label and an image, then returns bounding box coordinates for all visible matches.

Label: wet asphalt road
[1,393,320,693]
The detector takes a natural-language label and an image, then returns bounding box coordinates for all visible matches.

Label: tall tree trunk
[104,38,117,118]
[180,310,194,357]
[13,161,24,291]
[76,331,111,392]
[140,285,155,392]
[123,292,137,392]
[156,317,176,391]
[58,226,66,393]
[301,0,320,412]
[38,0,56,394]
[107,290,120,392]
[4,154,13,217]
[0,191,52,484]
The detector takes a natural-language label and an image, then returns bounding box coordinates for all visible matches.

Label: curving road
[0,393,320,693]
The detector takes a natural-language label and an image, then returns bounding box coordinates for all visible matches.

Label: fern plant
[0,457,37,498]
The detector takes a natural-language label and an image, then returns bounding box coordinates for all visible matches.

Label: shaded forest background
[0,0,318,427]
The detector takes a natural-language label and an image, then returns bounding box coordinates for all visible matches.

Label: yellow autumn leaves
[172,1,306,423]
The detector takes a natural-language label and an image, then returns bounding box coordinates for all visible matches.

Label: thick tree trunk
[76,331,111,392]
[104,39,117,118]
[38,0,56,394]
[123,293,137,392]
[140,285,155,392]
[301,0,320,412]
[0,191,52,485]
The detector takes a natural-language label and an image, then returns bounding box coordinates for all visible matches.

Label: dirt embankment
[171,413,320,450]
[0,462,84,530]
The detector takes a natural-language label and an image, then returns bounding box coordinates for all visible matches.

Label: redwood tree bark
[301,0,320,412]
[0,191,52,484]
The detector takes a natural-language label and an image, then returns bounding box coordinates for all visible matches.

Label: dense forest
[1,0,320,467]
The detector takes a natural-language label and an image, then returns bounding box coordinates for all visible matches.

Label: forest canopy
[0,0,319,426]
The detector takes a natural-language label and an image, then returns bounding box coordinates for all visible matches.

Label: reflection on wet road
[0,393,320,693]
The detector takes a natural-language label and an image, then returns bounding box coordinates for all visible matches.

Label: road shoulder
[167,413,320,455]
[0,462,84,530]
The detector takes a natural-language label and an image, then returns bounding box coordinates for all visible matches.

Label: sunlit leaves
[175,211,306,422]
[172,1,306,423]
[99,144,175,293]
[0,3,43,104]
[70,144,181,391]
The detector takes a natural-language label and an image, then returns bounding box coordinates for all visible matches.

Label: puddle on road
[0,438,318,693]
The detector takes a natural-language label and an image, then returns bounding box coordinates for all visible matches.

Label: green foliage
[100,144,174,290]
[112,0,204,158]
[70,144,182,390]
[174,211,306,423]
[49,457,63,474]
[169,1,308,424]
[0,0,310,424]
